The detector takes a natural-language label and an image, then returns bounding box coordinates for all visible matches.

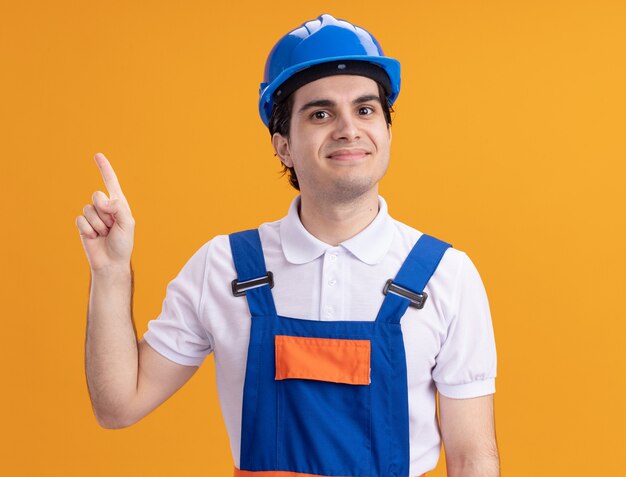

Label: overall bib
[230,229,451,477]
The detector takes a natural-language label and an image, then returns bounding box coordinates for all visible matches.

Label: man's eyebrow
[353,94,382,105]
[297,95,382,114]
[297,99,336,114]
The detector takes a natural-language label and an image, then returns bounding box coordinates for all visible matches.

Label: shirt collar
[280,195,395,265]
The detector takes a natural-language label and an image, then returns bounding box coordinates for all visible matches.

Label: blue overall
[229,229,451,477]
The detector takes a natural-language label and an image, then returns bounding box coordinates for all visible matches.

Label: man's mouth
[326,149,370,160]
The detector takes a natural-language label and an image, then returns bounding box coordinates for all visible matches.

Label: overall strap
[229,229,277,317]
[376,234,452,324]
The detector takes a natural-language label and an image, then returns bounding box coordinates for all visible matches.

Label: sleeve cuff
[142,332,206,367]
[436,378,495,399]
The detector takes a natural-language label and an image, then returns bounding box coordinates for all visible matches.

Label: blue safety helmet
[259,14,401,127]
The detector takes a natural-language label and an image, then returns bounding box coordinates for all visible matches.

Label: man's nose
[332,111,360,142]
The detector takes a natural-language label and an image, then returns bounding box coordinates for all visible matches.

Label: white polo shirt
[143,195,497,476]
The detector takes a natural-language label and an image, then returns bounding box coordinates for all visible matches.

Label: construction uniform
[143,196,497,476]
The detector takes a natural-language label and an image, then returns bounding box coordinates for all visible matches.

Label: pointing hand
[75,153,135,273]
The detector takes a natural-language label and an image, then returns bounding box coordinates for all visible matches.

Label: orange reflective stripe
[234,469,425,477]
[275,335,371,385]
[234,470,333,477]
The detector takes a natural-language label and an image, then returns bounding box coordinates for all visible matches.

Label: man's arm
[438,394,500,477]
[78,153,199,429]
[85,264,199,428]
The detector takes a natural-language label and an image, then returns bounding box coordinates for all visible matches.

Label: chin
[324,177,378,203]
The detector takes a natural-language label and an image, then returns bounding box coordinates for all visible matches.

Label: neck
[298,189,380,246]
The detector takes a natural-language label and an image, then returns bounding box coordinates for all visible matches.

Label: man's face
[273,75,392,203]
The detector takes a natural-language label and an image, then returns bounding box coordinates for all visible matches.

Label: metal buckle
[383,279,428,309]
[231,271,274,297]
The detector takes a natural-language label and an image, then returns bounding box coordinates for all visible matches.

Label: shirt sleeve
[432,252,497,399]
[142,242,214,366]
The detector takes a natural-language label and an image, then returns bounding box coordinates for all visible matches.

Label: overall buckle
[383,279,428,309]
[231,272,274,297]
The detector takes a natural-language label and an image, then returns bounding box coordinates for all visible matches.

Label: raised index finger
[94,152,124,199]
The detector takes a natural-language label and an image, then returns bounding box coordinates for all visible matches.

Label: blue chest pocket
[275,335,372,476]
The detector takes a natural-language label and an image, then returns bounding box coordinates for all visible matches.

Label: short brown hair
[268,81,394,191]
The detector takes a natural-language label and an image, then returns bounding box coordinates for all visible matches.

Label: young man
[77,14,499,477]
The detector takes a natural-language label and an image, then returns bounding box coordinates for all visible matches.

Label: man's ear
[272,133,293,167]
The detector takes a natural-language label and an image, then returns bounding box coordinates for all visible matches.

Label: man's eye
[312,111,329,120]
[359,106,374,115]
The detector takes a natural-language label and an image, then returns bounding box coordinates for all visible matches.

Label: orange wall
[1,1,625,475]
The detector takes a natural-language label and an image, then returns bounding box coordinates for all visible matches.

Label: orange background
[1,0,625,475]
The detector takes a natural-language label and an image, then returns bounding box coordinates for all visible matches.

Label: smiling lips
[326,148,371,160]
